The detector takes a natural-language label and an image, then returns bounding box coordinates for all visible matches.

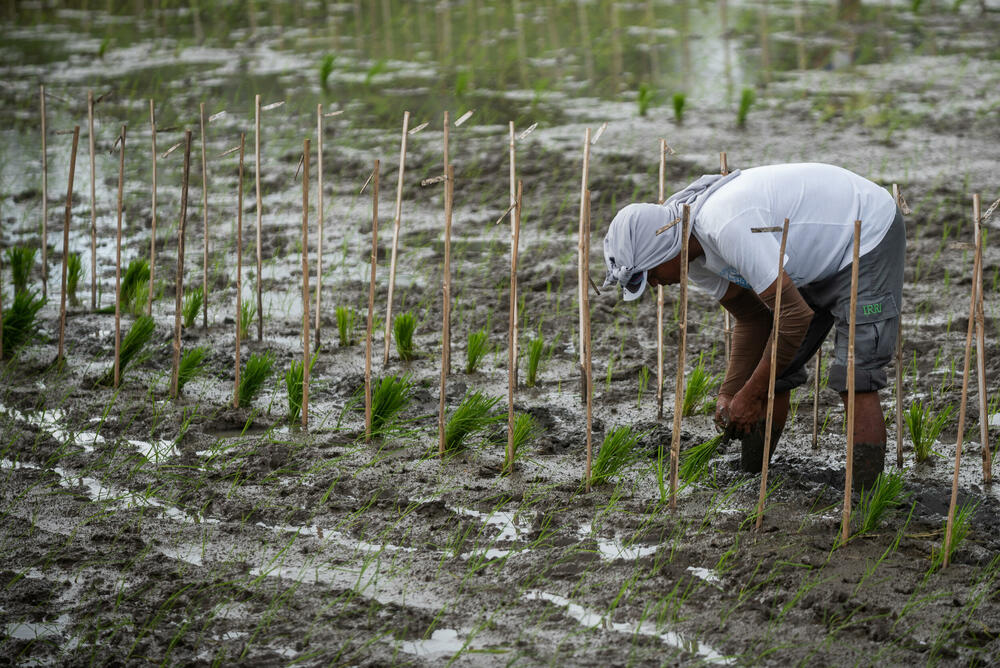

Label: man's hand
[727,386,766,433]
[714,394,733,433]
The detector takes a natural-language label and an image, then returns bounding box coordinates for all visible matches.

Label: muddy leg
[740,391,791,473]
[840,390,886,491]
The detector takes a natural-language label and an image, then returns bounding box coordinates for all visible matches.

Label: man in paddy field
[603,163,905,488]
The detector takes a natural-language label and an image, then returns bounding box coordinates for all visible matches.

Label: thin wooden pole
[199,102,210,328]
[56,127,80,366]
[755,218,790,529]
[719,151,729,176]
[170,130,192,399]
[839,219,861,545]
[88,89,97,310]
[113,125,127,389]
[301,138,311,429]
[508,121,518,387]
[383,111,410,366]
[438,163,454,458]
[149,100,157,316]
[583,190,594,492]
[656,138,666,420]
[668,204,691,509]
[254,94,263,341]
[943,202,983,567]
[812,349,821,449]
[40,85,49,299]
[506,180,523,474]
[365,160,380,441]
[973,195,991,483]
[314,104,324,346]
[892,184,904,468]
[234,133,245,408]
[578,127,591,404]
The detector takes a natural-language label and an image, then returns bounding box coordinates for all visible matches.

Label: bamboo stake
[583,189,594,492]
[234,133,245,408]
[301,138,311,429]
[973,195,991,483]
[839,219,861,545]
[892,184,904,468]
[668,205,691,509]
[812,349,821,449]
[170,130,192,399]
[943,202,983,568]
[40,85,49,299]
[383,111,410,366]
[578,127,591,404]
[56,126,80,366]
[149,100,157,316]
[199,102,210,328]
[754,218,790,529]
[365,160,380,441]
[254,94,263,341]
[656,138,666,420]
[88,89,97,310]
[438,163,454,458]
[314,104,324,346]
[508,121,518,387]
[719,151,728,176]
[506,180,523,474]
[113,125,127,389]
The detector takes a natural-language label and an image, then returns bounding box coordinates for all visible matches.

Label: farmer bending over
[602,163,904,488]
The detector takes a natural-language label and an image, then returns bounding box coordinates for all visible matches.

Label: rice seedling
[526,336,545,387]
[854,470,907,535]
[637,83,653,117]
[929,500,977,573]
[238,351,274,406]
[904,401,954,462]
[737,87,756,127]
[182,286,203,328]
[509,412,539,464]
[1,290,45,358]
[176,345,208,394]
[120,258,150,315]
[679,433,725,482]
[239,298,256,341]
[335,306,356,346]
[394,311,417,361]
[98,315,154,385]
[6,246,36,294]
[683,353,720,416]
[465,327,490,374]
[66,252,83,306]
[285,352,318,424]
[590,425,643,486]
[318,53,335,91]
[672,92,686,125]
[445,391,502,452]
[637,365,649,409]
[369,374,414,435]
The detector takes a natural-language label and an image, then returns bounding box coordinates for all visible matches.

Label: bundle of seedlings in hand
[393,311,417,361]
[7,246,36,294]
[737,87,756,127]
[2,290,46,358]
[335,305,356,346]
[176,345,208,394]
[683,352,720,416]
[590,425,643,486]
[239,298,256,341]
[66,252,83,306]
[854,470,907,535]
[526,336,545,387]
[285,352,318,424]
[445,390,502,452]
[904,400,953,462]
[930,500,978,573]
[98,315,154,385]
[509,412,539,465]
[679,433,725,482]
[182,286,204,328]
[369,374,414,435]
[238,350,274,406]
[120,258,150,315]
[465,327,490,374]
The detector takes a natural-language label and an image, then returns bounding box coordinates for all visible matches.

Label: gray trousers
[774,207,906,395]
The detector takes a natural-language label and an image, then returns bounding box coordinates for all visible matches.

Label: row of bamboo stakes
[15,87,997,564]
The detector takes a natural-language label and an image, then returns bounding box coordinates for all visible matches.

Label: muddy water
[3,0,1000,665]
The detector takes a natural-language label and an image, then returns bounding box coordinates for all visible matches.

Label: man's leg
[840,390,887,490]
[739,391,791,473]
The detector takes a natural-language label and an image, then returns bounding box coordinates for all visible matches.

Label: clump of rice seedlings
[445,391,502,452]
[319,53,335,91]
[176,345,208,394]
[855,470,907,535]
[590,425,643,486]
[97,315,155,385]
[66,252,83,306]
[526,336,545,387]
[637,83,653,117]
[929,500,978,573]
[672,92,686,125]
[238,351,274,406]
[394,311,417,361]
[182,286,203,328]
[905,401,953,462]
[2,290,46,358]
[239,298,256,341]
[637,365,650,409]
[6,246,36,294]
[737,87,756,127]
[510,412,539,464]
[285,352,318,424]
[336,306,356,346]
[120,258,150,315]
[465,327,490,374]
[370,374,414,434]
[679,433,725,482]
[683,353,720,416]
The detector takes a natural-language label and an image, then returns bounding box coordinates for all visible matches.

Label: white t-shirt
[687,163,897,300]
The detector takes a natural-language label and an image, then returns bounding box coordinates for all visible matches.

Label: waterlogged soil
[4,4,1000,667]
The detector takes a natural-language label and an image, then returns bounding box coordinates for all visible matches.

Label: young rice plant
[394,311,417,361]
[239,298,256,341]
[183,287,204,328]
[285,352,318,424]
[336,306,356,346]
[67,252,83,306]
[905,401,953,462]
[929,500,978,573]
[369,374,414,434]
[683,353,720,416]
[6,246,36,294]
[1,290,46,358]
[465,327,490,374]
[445,391,502,452]
[176,346,208,394]
[855,470,908,535]
[98,315,155,385]
[120,259,150,315]
[679,433,725,482]
[590,425,643,486]
[238,351,274,406]
[526,336,545,387]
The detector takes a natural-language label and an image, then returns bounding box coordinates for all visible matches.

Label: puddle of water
[5,615,70,640]
[4,406,99,453]
[686,566,723,586]
[525,590,732,664]
[577,524,659,561]
[256,521,416,555]
[128,438,178,463]
[399,628,465,658]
